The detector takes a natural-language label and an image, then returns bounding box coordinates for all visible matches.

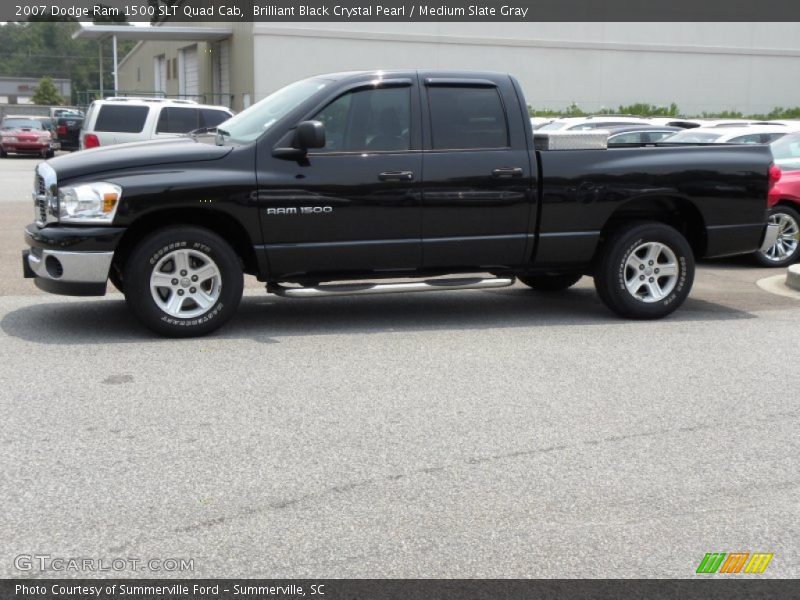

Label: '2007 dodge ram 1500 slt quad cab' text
[23,70,780,337]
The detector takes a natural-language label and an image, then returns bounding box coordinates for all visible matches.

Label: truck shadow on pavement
[1,284,755,345]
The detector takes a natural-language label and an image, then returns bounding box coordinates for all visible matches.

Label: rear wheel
[594,221,694,319]
[122,226,243,337]
[518,273,582,291]
[0,148,7,158]
[754,206,800,267]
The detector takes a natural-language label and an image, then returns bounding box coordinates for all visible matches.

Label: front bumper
[3,142,51,153]
[23,223,126,296]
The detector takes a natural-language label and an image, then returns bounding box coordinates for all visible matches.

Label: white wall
[252,22,800,115]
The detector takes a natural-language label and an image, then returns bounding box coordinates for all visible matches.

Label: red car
[759,133,800,266]
[0,116,55,158]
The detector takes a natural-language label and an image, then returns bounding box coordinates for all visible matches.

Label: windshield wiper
[188,126,215,136]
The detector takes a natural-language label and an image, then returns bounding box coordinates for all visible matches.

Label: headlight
[3,136,18,143]
[57,182,122,224]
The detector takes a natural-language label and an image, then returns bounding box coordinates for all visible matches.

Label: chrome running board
[271,277,516,298]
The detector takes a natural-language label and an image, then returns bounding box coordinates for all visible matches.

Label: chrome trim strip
[27,249,113,283]
[272,276,516,298]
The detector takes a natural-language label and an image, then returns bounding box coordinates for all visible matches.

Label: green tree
[0,20,135,105]
[31,76,64,105]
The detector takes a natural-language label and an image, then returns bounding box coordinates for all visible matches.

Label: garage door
[212,40,231,107]
[179,45,199,99]
[154,55,166,94]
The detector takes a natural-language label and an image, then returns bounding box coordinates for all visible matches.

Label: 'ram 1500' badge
[266,207,333,215]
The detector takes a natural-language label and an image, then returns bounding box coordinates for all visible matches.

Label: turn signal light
[102,192,119,213]
[83,134,100,149]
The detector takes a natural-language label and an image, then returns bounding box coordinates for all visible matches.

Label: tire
[518,273,582,291]
[108,264,124,293]
[122,226,244,337]
[754,205,800,267]
[46,150,55,158]
[0,148,7,158]
[594,221,694,319]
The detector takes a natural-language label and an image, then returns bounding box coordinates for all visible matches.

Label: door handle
[378,171,415,181]
[491,167,524,178]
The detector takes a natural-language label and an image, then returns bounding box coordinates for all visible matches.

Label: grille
[34,174,47,225]
[37,195,47,224]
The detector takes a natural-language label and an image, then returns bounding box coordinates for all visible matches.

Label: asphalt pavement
[1,155,798,578]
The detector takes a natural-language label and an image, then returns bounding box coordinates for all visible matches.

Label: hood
[48,137,233,182]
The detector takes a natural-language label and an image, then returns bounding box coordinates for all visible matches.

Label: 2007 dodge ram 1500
[23,70,780,337]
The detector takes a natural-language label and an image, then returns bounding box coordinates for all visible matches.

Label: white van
[80,97,233,149]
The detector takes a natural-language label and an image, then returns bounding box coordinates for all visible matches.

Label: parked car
[54,112,84,152]
[0,116,55,158]
[606,125,683,146]
[660,125,790,145]
[50,107,84,119]
[757,133,800,266]
[538,116,653,131]
[23,70,775,337]
[80,97,233,149]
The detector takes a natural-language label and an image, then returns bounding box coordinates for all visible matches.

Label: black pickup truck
[53,111,84,152]
[23,70,778,337]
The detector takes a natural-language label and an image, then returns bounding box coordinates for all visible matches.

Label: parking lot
[1,155,798,577]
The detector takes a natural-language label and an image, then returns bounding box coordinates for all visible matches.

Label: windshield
[661,130,722,143]
[1,118,43,130]
[771,134,800,171]
[217,78,330,144]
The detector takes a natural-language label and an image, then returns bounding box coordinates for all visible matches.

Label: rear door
[419,74,535,269]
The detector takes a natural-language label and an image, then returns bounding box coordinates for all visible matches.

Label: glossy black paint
[26,69,774,288]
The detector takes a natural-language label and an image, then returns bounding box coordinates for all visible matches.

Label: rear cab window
[427,85,509,150]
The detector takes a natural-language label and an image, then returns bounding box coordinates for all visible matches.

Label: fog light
[45,255,63,278]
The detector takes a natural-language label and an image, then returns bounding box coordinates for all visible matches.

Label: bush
[31,76,64,105]
[528,102,800,120]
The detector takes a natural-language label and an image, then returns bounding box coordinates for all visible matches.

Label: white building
[112,22,800,115]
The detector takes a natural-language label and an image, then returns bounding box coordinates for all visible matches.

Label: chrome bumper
[27,248,113,284]
[760,223,780,252]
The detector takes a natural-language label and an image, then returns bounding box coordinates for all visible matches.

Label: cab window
[428,86,509,150]
[312,87,411,153]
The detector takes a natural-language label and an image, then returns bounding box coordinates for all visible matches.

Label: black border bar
[3,0,800,22]
[2,579,799,600]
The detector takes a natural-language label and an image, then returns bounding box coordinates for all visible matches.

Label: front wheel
[123,226,244,337]
[754,206,800,267]
[594,222,694,319]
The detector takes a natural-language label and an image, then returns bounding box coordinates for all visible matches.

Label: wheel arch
[112,208,259,278]
[596,195,707,261]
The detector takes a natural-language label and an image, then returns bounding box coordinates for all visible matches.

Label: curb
[788,265,800,292]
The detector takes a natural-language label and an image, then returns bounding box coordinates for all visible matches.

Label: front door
[258,80,423,279]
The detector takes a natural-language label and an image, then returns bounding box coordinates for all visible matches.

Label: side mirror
[294,120,325,150]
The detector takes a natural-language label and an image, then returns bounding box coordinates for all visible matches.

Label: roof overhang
[72,25,233,42]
